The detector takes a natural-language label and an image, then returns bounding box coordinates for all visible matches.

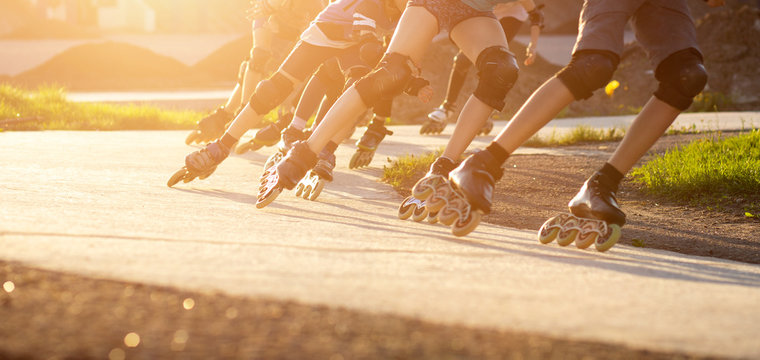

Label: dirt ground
[0,261,720,360]
[395,132,760,265]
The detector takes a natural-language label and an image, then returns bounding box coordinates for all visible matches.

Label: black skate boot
[257,141,318,208]
[569,172,626,226]
[448,150,503,215]
[186,107,233,145]
[349,118,393,169]
[234,113,293,154]
[537,170,625,252]
[168,141,231,187]
[313,149,336,182]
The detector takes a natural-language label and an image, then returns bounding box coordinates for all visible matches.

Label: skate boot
[234,113,293,154]
[538,172,625,252]
[295,149,335,201]
[257,141,318,208]
[398,157,458,226]
[261,125,310,175]
[167,141,231,187]
[440,150,503,236]
[478,118,494,136]
[349,119,393,169]
[185,107,233,145]
[420,106,453,135]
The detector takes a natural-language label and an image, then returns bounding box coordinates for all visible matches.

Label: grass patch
[631,130,760,216]
[0,84,202,130]
[381,150,441,190]
[524,126,626,147]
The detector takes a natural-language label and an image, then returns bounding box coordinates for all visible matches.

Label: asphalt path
[2,114,760,358]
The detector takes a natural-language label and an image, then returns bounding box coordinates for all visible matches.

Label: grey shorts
[573,0,701,66]
[407,0,496,33]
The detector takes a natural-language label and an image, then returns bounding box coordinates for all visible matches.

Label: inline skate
[185,107,233,145]
[398,157,464,228]
[167,141,230,187]
[257,141,317,208]
[444,150,504,236]
[234,113,293,154]
[538,172,625,252]
[349,117,393,169]
[420,106,453,135]
[294,149,335,201]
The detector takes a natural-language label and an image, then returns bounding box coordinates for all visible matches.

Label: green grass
[523,126,626,147]
[631,130,760,215]
[381,149,441,189]
[0,84,202,130]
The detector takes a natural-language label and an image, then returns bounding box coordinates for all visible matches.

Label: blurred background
[0,0,757,118]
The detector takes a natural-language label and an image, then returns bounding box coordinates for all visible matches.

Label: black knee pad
[238,58,249,85]
[557,50,619,100]
[654,48,707,111]
[249,72,293,115]
[355,52,416,107]
[249,47,271,74]
[346,65,372,86]
[359,41,384,66]
[473,46,519,111]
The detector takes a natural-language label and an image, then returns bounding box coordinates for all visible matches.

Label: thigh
[385,6,440,65]
[450,16,508,65]
[278,41,338,81]
[632,0,700,67]
[573,0,643,57]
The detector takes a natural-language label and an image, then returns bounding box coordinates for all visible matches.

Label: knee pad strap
[557,50,619,100]
[654,48,707,111]
[249,72,293,115]
[473,46,519,111]
[355,52,417,107]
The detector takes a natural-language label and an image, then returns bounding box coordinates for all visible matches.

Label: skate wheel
[256,188,281,209]
[425,196,447,213]
[595,224,622,252]
[411,202,429,222]
[537,215,562,244]
[294,182,305,197]
[411,183,434,200]
[398,196,418,220]
[183,173,197,183]
[185,131,200,145]
[426,210,439,224]
[556,229,578,246]
[348,151,361,169]
[437,206,458,226]
[167,167,188,187]
[575,231,597,249]
[301,184,312,199]
[451,211,481,237]
[309,180,324,201]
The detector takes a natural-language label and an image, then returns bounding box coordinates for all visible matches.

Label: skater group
[169,0,726,252]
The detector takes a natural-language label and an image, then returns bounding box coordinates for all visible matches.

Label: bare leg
[442,17,508,160]
[608,97,680,174]
[492,77,575,153]
[305,6,439,154]
[223,83,243,111]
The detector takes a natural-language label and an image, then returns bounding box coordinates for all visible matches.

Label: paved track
[2,114,760,358]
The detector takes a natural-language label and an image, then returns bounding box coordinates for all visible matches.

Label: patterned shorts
[407,0,496,33]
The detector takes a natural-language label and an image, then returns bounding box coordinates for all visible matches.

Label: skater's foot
[186,107,233,145]
[185,141,230,174]
[420,106,453,135]
[569,171,626,226]
[313,149,336,182]
[448,150,503,214]
[279,126,309,153]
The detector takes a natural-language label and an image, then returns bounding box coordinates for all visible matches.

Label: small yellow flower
[605,80,620,96]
